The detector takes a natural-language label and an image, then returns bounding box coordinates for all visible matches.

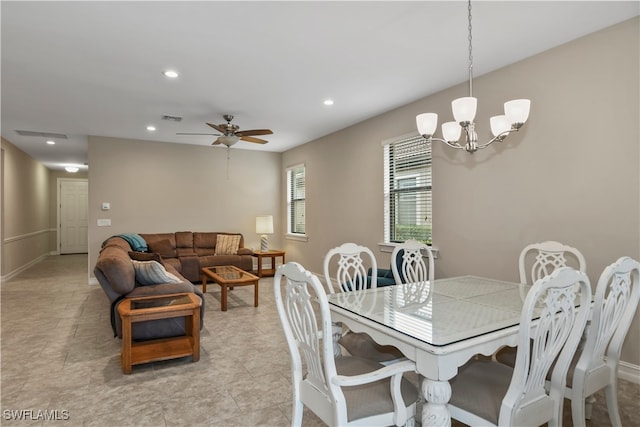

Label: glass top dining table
[327,275,532,427]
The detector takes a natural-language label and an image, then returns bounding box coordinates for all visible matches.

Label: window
[384,134,432,244]
[287,164,306,235]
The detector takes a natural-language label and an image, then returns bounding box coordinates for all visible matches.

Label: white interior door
[59,179,88,254]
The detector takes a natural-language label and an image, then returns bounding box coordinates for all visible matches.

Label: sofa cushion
[129,251,164,266]
[147,239,176,258]
[132,260,182,285]
[215,234,240,255]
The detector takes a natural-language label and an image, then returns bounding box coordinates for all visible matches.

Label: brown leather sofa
[94,231,253,340]
[138,232,254,282]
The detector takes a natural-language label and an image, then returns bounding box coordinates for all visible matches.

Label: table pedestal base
[422,379,452,427]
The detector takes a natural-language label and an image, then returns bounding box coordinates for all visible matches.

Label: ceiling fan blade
[207,122,227,133]
[240,135,268,144]
[237,129,273,137]
[177,132,219,136]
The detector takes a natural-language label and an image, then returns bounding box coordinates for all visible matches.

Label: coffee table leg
[221,284,228,311]
[254,280,259,307]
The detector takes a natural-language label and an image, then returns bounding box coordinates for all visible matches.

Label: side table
[252,250,286,277]
[117,292,201,374]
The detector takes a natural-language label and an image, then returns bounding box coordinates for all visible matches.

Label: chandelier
[416,0,530,154]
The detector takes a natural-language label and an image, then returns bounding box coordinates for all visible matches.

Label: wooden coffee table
[117,292,201,374]
[201,265,259,311]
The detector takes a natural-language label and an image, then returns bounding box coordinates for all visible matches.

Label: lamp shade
[442,121,462,142]
[451,97,477,123]
[256,215,274,234]
[504,99,531,124]
[416,113,438,136]
[490,115,511,137]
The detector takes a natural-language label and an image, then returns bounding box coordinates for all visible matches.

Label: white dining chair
[323,243,405,362]
[519,240,586,286]
[496,240,587,359]
[391,240,434,305]
[568,256,640,426]
[448,267,592,427]
[323,242,377,293]
[274,262,419,427]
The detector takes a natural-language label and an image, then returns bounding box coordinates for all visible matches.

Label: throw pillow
[128,251,164,266]
[214,234,240,255]
[147,239,176,258]
[131,260,182,285]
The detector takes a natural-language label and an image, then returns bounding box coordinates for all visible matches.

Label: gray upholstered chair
[274,262,418,427]
[449,267,591,426]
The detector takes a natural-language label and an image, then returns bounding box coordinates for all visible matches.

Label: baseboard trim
[618,361,640,384]
[89,277,99,286]
[1,254,49,283]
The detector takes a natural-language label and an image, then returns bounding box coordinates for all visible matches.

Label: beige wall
[87,136,282,276]
[1,138,89,279]
[282,18,640,367]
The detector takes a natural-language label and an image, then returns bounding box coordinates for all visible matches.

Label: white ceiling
[2,1,638,171]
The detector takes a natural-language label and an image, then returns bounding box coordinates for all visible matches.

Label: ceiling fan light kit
[178,114,273,148]
[416,0,530,154]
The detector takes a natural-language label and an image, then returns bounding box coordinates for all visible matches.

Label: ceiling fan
[177,114,273,147]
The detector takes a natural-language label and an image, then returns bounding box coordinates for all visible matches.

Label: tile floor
[1,254,638,426]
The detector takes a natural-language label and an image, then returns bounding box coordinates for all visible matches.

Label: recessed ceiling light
[146,125,156,131]
[163,70,179,78]
[65,166,79,173]
[323,99,334,106]
[46,140,55,145]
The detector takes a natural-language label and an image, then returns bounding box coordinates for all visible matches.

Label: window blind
[383,135,432,244]
[287,164,306,235]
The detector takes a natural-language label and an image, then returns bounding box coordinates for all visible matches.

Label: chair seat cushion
[335,356,418,422]
[450,360,513,424]
[338,331,405,362]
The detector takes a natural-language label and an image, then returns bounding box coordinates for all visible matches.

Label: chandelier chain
[467,0,474,96]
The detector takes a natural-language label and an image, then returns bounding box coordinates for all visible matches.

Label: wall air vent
[15,130,68,139]
[162,115,182,122]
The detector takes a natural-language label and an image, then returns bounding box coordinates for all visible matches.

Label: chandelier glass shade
[417,0,530,153]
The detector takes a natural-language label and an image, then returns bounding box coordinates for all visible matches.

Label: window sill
[378,242,439,259]
[286,233,308,242]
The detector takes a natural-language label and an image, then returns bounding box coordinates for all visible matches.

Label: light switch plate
[97,219,111,226]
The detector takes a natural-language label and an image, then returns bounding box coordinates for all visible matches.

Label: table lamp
[255,215,274,252]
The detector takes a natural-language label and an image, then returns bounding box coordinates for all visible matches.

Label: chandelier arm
[423,136,467,151]
[476,128,520,150]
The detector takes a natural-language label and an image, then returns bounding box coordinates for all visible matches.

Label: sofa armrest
[178,256,201,283]
[237,248,254,256]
